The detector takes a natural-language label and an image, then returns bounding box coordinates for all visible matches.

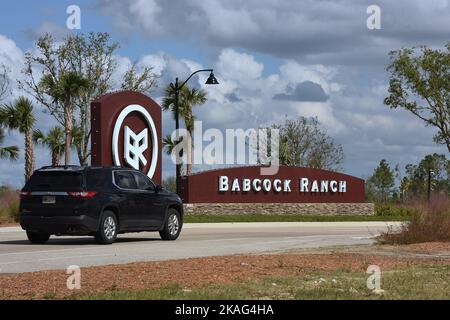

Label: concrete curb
[183,221,401,228]
[0,226,23,233]
[0,221,402,232]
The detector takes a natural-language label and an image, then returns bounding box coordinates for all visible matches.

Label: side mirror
[155,185,163,193]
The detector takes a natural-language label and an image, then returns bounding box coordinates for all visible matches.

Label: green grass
[75,264,450,300]
[184,214,407,223]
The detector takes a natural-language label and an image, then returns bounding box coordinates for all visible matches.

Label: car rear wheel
[26,230,50,244]
[159,208,182,240]
[95,211,118,244]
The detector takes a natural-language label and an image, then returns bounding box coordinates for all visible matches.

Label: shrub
[375,203,414,217]
[377,198,450,244]
[0,190,20,223]
[162,176,176,193]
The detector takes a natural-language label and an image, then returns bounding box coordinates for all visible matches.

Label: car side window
[133,172,155,192]
[85,170,109,188]
[114,171,138,189]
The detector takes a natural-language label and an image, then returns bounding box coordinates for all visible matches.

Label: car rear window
[26,171,83,189]
[85,170,110,188]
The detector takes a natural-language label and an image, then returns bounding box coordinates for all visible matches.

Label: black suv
[19,166,183,244]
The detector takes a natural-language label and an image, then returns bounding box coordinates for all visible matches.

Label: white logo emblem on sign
[124,126,148,170]
[112,104,158,178]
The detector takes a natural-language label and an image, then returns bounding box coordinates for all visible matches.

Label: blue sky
[0,0,283,75]
[0,1,198,62]
[0,0,449,187]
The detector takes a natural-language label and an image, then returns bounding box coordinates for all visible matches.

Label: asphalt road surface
[0,222,399,274]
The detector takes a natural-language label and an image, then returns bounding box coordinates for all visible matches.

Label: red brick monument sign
[179,166,365,203]
[179,166,371,215]
[90,91,162,185]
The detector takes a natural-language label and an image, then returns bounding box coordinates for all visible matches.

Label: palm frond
[162,134,183,156]
[34,126,65,156]
[0,145,19,161]
[0,96,35,132]
[32,129,45,144]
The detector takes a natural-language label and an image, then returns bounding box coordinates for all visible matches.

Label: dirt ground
[0,222,18,227]
[1,242,450,300]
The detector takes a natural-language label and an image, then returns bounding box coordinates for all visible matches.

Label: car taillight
[20,191,30,198]
[68,191,97,198]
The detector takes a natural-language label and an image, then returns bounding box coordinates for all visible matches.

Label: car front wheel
[159,209,182,240]
[95,211,118,244]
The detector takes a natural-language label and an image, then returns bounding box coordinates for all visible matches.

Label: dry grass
[81,264,450,300]
[1,243,450,300]
[0,190,19,224]
[1,250,449,300]
[378,197,450,245]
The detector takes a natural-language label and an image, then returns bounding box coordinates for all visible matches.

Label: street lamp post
[170,69,219,195]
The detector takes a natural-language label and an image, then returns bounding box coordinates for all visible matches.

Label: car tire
[159,208,182,241]
[26,230,50,244]
[95,211,118,244]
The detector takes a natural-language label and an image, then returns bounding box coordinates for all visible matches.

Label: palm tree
[162,135,185,176]
[162,85,207,175]
[33,127,65,166]
[71,124,85,166]
[0,128,19,161]
[162,135,178,156]
[0,96,36,181]
[39,71,89,166]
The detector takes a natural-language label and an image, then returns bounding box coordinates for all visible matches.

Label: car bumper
[20,214,99,235]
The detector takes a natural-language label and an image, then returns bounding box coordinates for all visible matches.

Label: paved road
[0,222,399,274]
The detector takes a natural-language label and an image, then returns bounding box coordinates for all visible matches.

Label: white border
[112,104,158,179]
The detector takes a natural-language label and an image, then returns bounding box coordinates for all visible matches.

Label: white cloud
[98,0,450,66]
[1,30,448,187]
[24,22,69,41]
[289,101,347,135]
[129,0,163,33]
[197,0,260,42]
[0,34,25,90]
[111,55,133,87]
[216,48,264,81]
[279,61,340,94]
[138,54,167,77]
[0,34,80,188]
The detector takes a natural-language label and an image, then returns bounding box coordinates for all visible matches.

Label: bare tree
[121,62,158,95]
[63,33,119,165]
[257,117,344,171]
[0,64,11,102]
[20,32,158,166]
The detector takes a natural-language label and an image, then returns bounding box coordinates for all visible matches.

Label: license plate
[42,196,56,204]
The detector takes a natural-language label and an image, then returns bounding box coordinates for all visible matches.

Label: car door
[112,170,140,228]
[132,171,165,228]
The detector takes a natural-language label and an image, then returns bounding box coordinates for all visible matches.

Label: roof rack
[38,165,84,171]
[86,166,122,170]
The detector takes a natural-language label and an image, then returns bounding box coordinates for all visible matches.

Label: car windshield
[26,171,83,189]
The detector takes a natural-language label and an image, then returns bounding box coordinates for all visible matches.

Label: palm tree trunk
[64,106,73,165]
[83,103,91,165]
[82,134,90,166]
[76,145,84,166]
[187,131,193,176]
[52,150,60,166]
[24,129,35,182]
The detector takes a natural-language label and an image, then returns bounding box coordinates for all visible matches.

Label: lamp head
[205,71,219,85]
